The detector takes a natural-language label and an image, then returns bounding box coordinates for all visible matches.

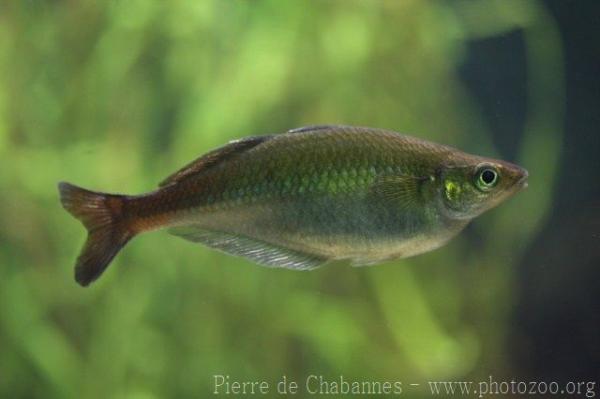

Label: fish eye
[475,166,498,191]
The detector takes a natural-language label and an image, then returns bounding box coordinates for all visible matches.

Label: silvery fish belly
[59,125,528,286]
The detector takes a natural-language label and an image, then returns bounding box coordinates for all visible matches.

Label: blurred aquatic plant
[0,1,562,398]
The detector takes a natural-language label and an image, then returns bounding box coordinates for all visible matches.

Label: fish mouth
[516,169,529,189]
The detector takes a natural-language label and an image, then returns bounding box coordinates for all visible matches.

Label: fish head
[438,158,528,220]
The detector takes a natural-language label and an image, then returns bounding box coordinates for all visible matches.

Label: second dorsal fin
[159,135,271,187]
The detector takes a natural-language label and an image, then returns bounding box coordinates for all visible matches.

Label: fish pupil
[481,169,496,185]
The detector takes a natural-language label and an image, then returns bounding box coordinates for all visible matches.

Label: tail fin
[58,182,134,286]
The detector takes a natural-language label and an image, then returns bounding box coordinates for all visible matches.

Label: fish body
[59,125,528,286]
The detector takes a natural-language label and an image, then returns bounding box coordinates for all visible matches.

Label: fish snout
[496,160,528,191]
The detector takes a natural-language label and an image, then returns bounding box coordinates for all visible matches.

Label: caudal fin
[58,182,134,286]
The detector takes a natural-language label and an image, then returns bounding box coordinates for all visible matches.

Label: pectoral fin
[169,226,328,270]
[371,174,428,208]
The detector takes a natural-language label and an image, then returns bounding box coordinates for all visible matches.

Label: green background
[0,1,572,398]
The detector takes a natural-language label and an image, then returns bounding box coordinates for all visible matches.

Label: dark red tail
[58,182,134,286]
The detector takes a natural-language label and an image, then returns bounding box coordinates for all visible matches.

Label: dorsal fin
[286,125,350,134]
[159,135,271,187]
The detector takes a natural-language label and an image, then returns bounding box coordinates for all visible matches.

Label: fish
[58,125,528,286]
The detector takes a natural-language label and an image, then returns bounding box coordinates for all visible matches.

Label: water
[0,1,597,397]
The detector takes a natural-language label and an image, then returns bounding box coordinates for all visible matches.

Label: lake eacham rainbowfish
[59,125,528,286]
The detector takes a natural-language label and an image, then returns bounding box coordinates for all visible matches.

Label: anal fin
[169,226,328,270]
